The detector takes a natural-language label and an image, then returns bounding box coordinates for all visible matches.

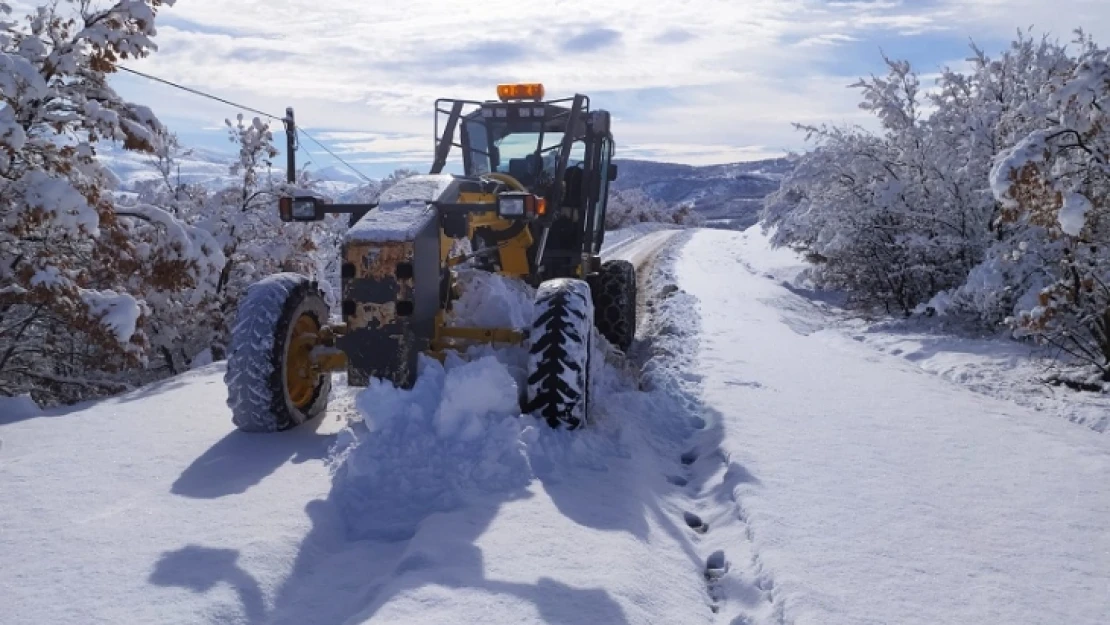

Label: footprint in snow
[667,475,689,487]
[680,449,700,465]
[705,550,728,580]
[684,511,709,534]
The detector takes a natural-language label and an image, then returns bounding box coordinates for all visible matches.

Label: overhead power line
[296,129,374,183]
[116,65,282,121]
[116,65,374,184]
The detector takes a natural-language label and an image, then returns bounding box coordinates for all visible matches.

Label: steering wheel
[481,172,527,192]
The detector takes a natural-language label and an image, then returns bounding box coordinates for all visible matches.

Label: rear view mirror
[608,164,619,182]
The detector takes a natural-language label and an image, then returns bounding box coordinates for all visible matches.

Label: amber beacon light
[497,83,545,101]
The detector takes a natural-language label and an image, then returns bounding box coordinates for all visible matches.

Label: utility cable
[116,65,375,184]
[296,129,374,183]
[116,65,282,121]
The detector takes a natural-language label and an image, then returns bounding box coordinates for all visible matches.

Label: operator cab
[431,83,617,280]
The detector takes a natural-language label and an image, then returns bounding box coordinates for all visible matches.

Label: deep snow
[3,225,1108,625]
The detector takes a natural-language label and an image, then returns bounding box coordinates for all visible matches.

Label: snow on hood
[346,175,457,244]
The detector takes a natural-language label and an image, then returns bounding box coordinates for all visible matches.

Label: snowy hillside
[4,226,1108,625]
[99,143,364,198]
[99,144,235,188]
[612,159,790,229]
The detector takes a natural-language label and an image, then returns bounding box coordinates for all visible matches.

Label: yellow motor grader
[224,84,636,433]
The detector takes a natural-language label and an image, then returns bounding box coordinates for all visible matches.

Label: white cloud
[75,0,1110,172]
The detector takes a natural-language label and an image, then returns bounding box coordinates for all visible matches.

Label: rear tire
[591,259,637,352]
[225,273,332,433]
[525,279,594,429]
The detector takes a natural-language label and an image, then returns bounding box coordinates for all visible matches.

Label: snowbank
[677,227,1110,625]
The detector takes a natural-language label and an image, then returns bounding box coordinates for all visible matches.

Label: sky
[56,1,1110,177]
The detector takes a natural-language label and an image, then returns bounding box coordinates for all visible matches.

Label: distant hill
[612,158,793,229]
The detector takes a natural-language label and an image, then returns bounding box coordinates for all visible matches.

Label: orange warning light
[497,83,545,101]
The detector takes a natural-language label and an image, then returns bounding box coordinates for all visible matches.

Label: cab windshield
[496,132,583,178]
[463,119,584,181]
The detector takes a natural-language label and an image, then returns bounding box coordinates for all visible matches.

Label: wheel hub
[286,313,320,409]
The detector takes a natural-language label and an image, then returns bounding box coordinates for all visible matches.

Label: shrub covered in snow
[985,36,1110,378]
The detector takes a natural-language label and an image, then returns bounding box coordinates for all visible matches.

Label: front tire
[225,273,332,433]
[525,279,594,429]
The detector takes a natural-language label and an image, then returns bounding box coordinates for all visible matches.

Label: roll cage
[431,94,617,277]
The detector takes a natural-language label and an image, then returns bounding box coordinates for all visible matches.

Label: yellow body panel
[446,191,535,277]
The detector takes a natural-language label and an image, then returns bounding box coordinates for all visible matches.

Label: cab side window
[594,137,613,241]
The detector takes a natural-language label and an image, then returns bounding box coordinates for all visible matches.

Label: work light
[499,196,526,217]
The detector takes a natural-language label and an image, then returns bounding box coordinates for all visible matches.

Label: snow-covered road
[677,228,1110,625]
[3,226,1108,625]
[602,225,680,267]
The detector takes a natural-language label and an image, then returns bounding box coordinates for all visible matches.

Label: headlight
[292,199,317,219]
[499,197,525,217]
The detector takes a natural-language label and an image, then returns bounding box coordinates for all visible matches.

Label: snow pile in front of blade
[331,266,553,536]
[447,267,536,329]
[330,353,532,542]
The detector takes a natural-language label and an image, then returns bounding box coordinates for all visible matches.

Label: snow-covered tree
[121,134,222,374]
[764,32,1077,314]
[207,114,316,326]
[0,0,224,403]
[987,34,1110,378]
[131,117,323,367]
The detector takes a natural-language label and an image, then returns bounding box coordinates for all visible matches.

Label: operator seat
[507,154,545,189]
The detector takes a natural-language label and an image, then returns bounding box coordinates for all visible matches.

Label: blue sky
[88,0,1110,178]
